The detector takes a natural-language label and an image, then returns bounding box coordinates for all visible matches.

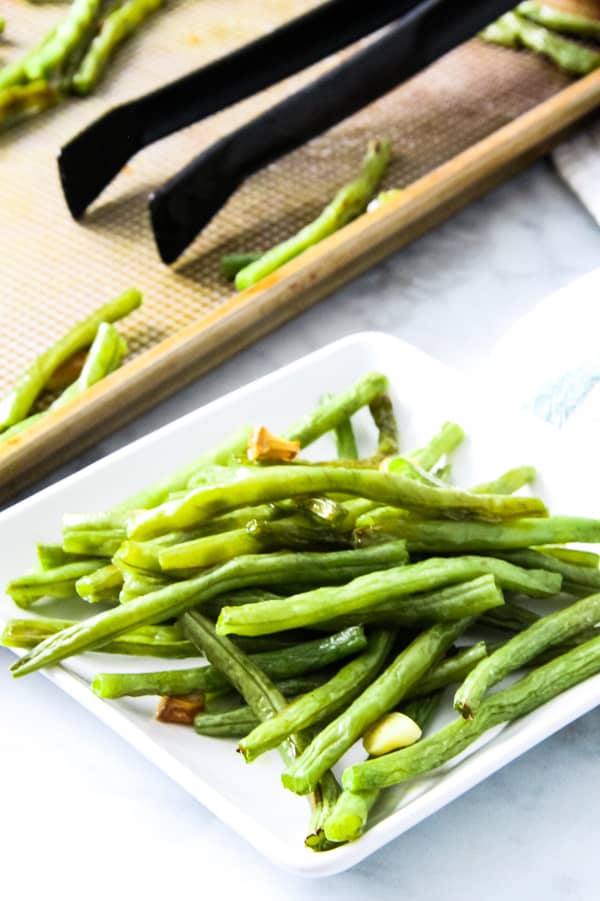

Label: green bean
[92,627,367,698]
[70,0,165,95]
[455,591,600,718]
[216,558,561,637]
[281,618,471,795]
[36,544,90,569]
[344,634,600,791]
[323,692,440,842]
[333,411,359,461]
[1,323,129,446]
[282,372,388,449]
[315,575,504,632]
[235,140,391,290]
[118,570,170,603]
[24,0,102,80]
[480,601,539,634]
[0,289,141,431]
[194,706,260,738]
[7,560,104,608]
[158,512,351,571]
[194,672,334,737]
[319,392,359,462]
[482,11,600,75]
[353,515,600,554]
[11,542,404,676]
[181,611,341,851]
[499,549,600,590]
[0,80,60,130]
[517,2,600,40]
[1,618,199,658]
[128,466,547,540]
[239,629,395,762]
[75,564,123,604]
[0,26,59,89]
[536,547,600,568]
[63,529,126,557]
[472,466,537,495]
[157,528,260,572]
[221,253,261,281]
[409,422,465,471]
[433,464,452,483]
[405,641,489,699]
[369,394,399,458]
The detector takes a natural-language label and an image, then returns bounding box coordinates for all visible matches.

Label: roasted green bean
[235,140,391,290]
[216,557,560,637]
[92,627,367,698]
[344,634,600,791]
[281,618,471,794]
[454,591,600,718]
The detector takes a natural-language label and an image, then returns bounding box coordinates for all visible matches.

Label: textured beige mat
[1,0,573,400]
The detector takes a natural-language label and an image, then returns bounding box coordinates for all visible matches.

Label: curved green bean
[1,323,128,446]
[235,140,391,290]
[0,289,141,431]
[128,466,547,540]
[454,590,600,718]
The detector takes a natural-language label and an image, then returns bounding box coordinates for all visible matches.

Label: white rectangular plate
[2,332,599,877]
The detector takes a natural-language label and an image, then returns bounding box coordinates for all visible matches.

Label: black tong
[59,0,514,264]
[58,0,418,218]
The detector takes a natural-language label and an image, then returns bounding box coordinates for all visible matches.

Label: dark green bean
[92,626,367,698]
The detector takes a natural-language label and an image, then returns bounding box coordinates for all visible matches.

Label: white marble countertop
[3,160,600,901]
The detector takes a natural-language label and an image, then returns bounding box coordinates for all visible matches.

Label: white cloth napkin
[487,268,600,435]
[552,117,600,225]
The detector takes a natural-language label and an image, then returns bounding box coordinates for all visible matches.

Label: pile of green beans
[5,370,600,852]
